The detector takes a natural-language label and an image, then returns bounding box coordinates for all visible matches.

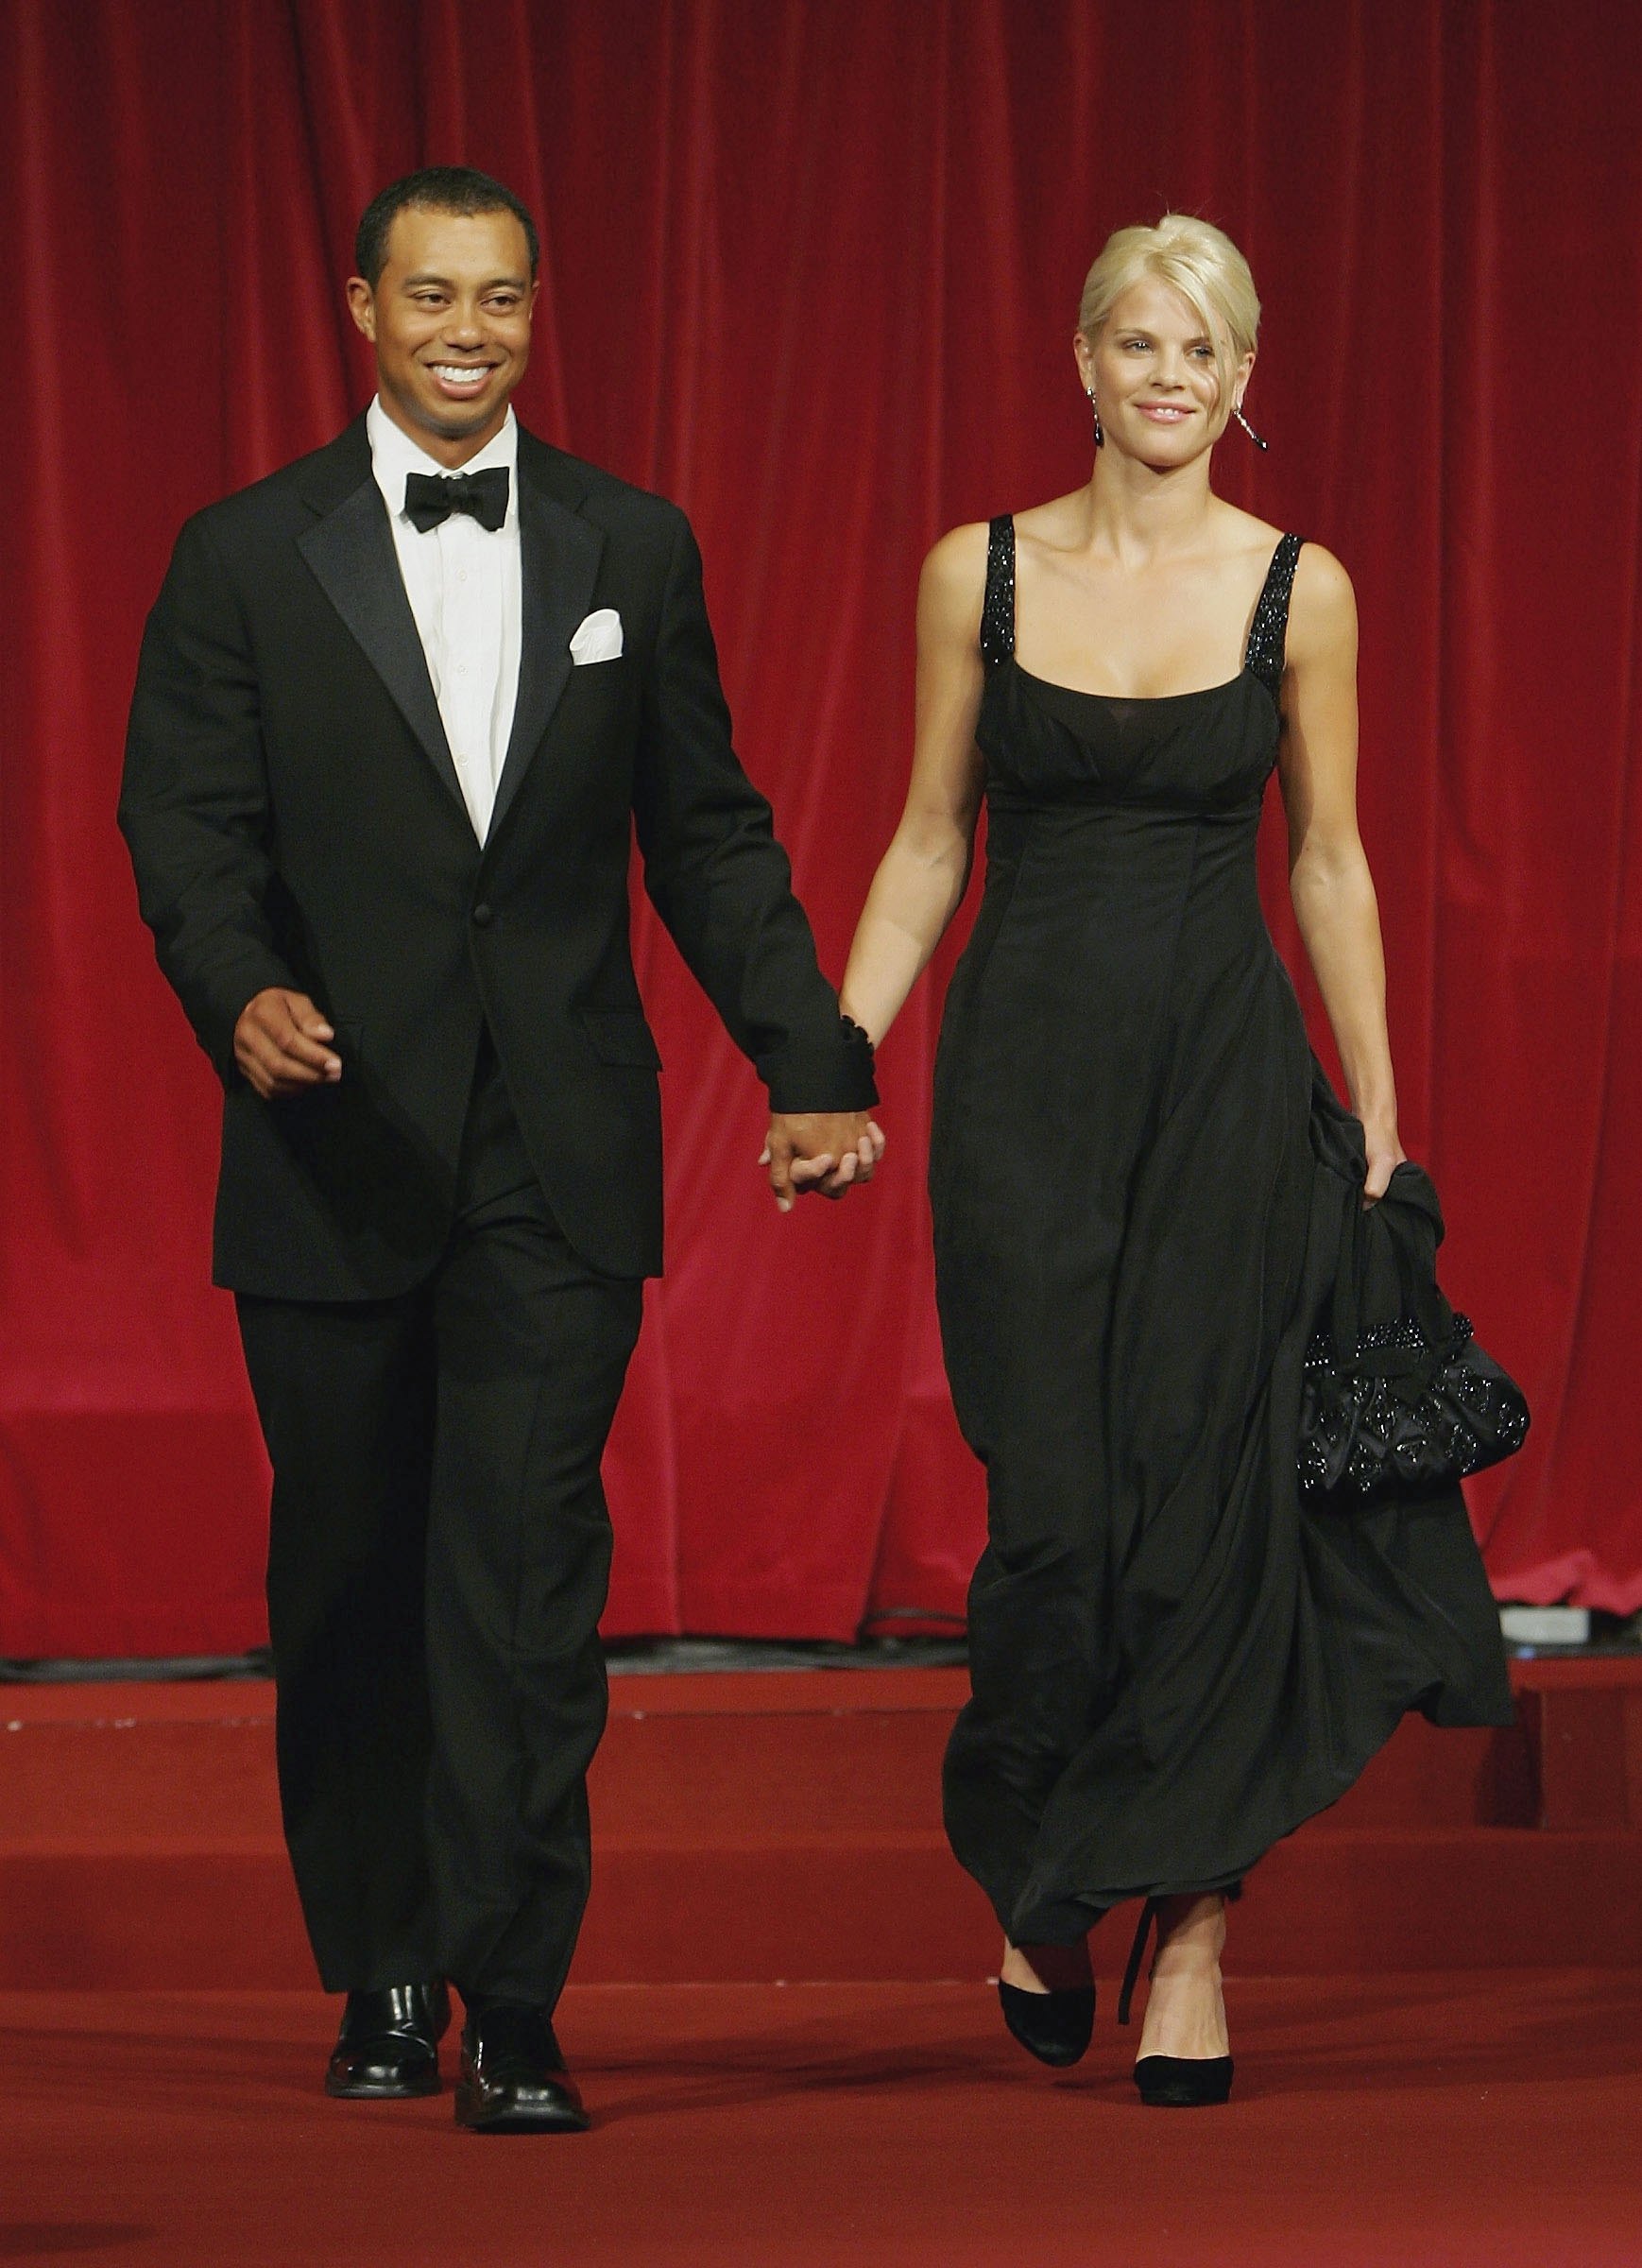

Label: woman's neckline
[1009,656,1257,706]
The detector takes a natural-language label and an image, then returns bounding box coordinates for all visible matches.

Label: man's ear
[345,277,377,342]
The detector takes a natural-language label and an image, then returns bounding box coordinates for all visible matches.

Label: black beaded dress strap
[980,515,1016,669]
[1243,533,1304,701]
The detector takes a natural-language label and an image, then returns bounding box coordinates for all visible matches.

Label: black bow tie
[403,466,510,534]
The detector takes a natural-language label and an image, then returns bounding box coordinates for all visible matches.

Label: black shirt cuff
[761,1016,878,1113]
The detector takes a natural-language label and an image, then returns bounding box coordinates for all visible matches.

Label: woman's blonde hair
[1077,215,1260,402]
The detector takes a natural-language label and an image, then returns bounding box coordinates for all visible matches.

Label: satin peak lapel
[488,478,605,837]
[297,478,467,816]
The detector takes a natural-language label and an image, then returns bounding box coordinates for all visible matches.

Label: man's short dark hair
[354,166,540,286]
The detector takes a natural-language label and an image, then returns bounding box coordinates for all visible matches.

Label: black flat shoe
[1119,1898,1234,2107]
[1134,2052,1235,2106]
[454,2003,589,2134]
[326,1982,451,2099]
[997,1977,1096,2067]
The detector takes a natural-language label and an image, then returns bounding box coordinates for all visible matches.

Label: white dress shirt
[367,397,522,843]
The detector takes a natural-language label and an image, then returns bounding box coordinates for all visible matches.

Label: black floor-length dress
[932,520,1512,1949]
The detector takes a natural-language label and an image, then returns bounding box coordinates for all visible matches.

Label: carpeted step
[3,1826,1639,1988]
[2,1664,1638,1987]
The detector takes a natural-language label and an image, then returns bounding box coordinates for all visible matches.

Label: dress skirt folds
[932,523,1512,1949]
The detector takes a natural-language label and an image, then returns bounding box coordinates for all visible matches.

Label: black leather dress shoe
[454,2003,589,2134]
[325,1982,452,2099]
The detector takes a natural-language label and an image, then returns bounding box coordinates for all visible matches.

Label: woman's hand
[1361,1123,1406,1204]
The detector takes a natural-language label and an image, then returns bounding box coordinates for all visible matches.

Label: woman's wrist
[1345,1070,1396,1136]
[1359,1117,1404,1176]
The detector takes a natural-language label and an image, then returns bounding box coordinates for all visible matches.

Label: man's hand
[233,988,342,1099]
[761,1112,885,1212]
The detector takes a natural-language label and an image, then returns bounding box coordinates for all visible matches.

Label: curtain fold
[2,0,1637,1655]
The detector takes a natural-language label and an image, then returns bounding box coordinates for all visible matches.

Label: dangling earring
[1086,388,1103,449]
[1232,401,1269,451]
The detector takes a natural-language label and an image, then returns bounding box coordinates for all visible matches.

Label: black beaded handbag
[1298,1160,1530,1499]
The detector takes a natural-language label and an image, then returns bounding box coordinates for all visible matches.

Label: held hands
[761,1112,885,1212]
[233,988,342,1099]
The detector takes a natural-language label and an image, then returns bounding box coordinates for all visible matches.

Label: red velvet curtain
[3,0,1639,1658]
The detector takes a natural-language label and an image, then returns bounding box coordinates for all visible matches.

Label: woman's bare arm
[839,525,990,1044]
[1278,545,1406,1197]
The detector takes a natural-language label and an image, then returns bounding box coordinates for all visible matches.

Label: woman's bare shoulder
[1287,541,1357,660]
[924,519,993,581]
[1290,540,1354,602]
[918,522,994,635]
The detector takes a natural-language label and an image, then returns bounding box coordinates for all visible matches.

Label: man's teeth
[433,366,488,385]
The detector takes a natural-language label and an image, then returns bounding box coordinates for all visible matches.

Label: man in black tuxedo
[120,167,880,2132]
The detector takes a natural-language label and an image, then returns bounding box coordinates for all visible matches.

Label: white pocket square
[570,608,624,664]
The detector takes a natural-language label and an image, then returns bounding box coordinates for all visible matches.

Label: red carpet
[3,1662,1639,2259]
[4,1977,1640,2266]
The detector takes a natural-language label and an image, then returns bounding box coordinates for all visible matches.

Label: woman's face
[1075,275,1253,467]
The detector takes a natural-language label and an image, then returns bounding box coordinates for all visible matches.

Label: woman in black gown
[839,215,1511,2104]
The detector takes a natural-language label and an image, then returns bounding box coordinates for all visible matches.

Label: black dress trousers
[236,1035,642,2004]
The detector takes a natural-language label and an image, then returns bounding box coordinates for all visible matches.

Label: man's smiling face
[347,204,537,467]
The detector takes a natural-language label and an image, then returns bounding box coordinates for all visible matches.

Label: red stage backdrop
[2,0,1639,1658]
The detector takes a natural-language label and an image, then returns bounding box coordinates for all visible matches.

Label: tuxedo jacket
[120,417,874,1296]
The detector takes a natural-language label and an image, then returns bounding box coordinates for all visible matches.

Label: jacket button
[471,902,494,928]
